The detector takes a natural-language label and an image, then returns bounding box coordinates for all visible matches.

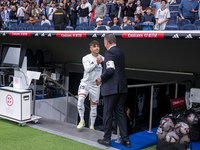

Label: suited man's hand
[96,76,101,86]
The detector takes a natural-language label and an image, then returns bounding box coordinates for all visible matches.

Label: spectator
[77,0,92,23]
[120,16,131,29]
[53,3,69,30]
[35,4,42,20]
[141,0,151,13]
[23,1,32,21]
[63,0,69,13]
[132,14,142,29]
[92,0,107,18]
[109,0,119,19]
[1,4,10,29]
[41,15,51,25]
[9,5,17,20]
[155,0,170,30]
[150,0,169,16]
[31,3,38,18]
[94,17,110,29]
[16,3,25,24]
[48,1,56,20]
[125,107,133,135]
[69,0,78,29]
[0,10,3,30]
[135,0,142,15]
[118,0,126,18]
[107,16,120,27]
[41,3,48,19]
[179,0,198,24]
[26,15,38,24]
[124,0,137,17]
[141,7,155,24]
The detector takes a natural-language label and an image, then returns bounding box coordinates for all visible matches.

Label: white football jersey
[156,8,170,24]
[81,53,104,86]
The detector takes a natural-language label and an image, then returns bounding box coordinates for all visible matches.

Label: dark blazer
[100,46,128,97]
[68,3,78,19]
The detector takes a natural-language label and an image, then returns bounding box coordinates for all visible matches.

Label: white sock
[90,105,97,128]
[77,95,85,122]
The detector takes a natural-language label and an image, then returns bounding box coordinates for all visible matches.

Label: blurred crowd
[0,0,199,30]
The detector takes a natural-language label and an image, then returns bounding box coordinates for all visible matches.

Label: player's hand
[96,76,101,86]
[97,56,103,65]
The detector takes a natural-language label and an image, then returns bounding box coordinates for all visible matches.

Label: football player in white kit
[155,0,170,30]
[77,40,104,130]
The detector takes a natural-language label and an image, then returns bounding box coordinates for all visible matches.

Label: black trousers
[54,24,65,30]
[103,93,129,141]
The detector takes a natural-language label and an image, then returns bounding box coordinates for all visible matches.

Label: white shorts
[78,82,100,103]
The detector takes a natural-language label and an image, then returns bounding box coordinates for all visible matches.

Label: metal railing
[116,81,179,143]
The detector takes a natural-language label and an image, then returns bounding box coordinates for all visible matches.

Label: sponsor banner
[165,33,200,39]
[56,33,87,38]
[122,33,164,39]
[171,97,186,109]
[9,32,31,37]
[31,32,56,37]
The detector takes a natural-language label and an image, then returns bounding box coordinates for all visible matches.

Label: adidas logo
[3,33,6,36]
[185,34,192,39]
[92,34,97,37]
[35,33,38,36]
[41,33,45,36]
[48,33,51,37]
[172,34,179,39]
[101,34,105,37]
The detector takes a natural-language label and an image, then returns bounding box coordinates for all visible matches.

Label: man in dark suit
[96,34,130,147]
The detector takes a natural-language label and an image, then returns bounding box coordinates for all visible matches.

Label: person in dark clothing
[125,107,133,135]
[0,14,3,30]
[141,0,150,12]
[132,14,142,30]
[107,16,121,27]
[53,3,69,30]
[118,0,126,18]
[141,7,155,24]
[41,3,48,19]
[69,0,78,29]
[96,34,130,148]
[9,5,17,20]
[63,0,69,13]
[124,0,137,17]
[109,0,119,19]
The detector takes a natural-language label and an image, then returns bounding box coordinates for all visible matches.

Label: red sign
[122,33,164,39]
[9,32,31,37]
[56,33,87,38]
[171,97,186,109]
[6,95,14,106]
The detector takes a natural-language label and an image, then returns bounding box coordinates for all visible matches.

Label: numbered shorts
[78,82,100,103]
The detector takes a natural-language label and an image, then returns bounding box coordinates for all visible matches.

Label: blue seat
[102,20,109,25]
[181,24,197,30]
[128,17,134,23]
[97,26,107,30]
[123,25,135,30]
[42,23,50,30]
[103,16,111,21]
[75,26,84,30]
[18,26,25,30]
[84,26,95,30]
[34,23,40,28]
[89,19,96,26]
[26,26,34,30]
[9,26,18,30]
[25,23,34,30]
[49,26,54,30]
[34,26,42,30]
[18,23,24,29]
[65,26,74,30]
[167,19,176,25]
[194,20,200,27]
[51,22,54,27]
[76,18,80,26]
[110,25,121,30]
[79,22,88,27]
[165,25,179,30]
[177,19,191,29]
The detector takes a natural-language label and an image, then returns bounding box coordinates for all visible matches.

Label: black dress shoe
[97,139,111,147]
[120,140,131,148]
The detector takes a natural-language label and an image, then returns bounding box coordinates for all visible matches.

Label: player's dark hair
[161,0,167,4]
[89,40,100,47]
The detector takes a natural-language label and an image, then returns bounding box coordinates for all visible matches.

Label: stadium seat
[165,25,179,30]
[18,26,24,30]
[34,26,42,30]
[68,20,71,26]
[9,23,18,30]
[76,18,80,26]
[167,19,177,25]
[177,19,191,30]
[18,23,24,29]
[102,20,109,25]
[194,20,200,28]
[110,26,121,30]
[118,17,122,24]
[51,22,54,27]
[97,26,107,30]
[128,17,134,22]
[123,25,135,30]
[79,22,88,27]
[89,19,96,26]
[84,26,95,30]
[181,24,197,30]
[42,23,50,30]
[25,23,34,30]
[26,26,34,30]
[75,26,84,30]
[9,26,18,30]
[34,23,40,28]
[49,26,54,30]
[65,26,74,30]
[103,16,111,21]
